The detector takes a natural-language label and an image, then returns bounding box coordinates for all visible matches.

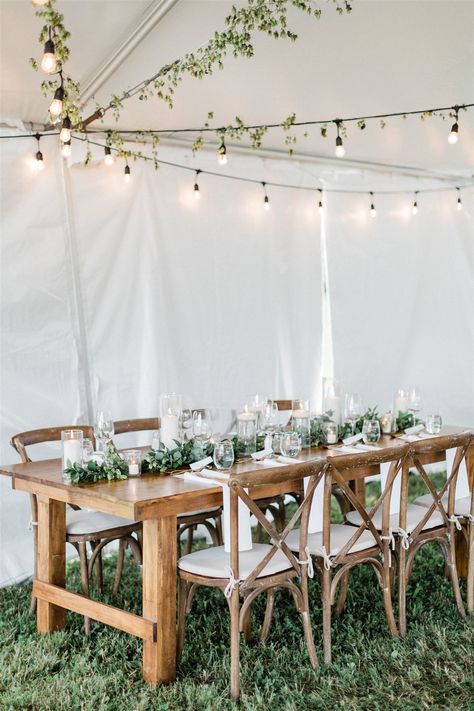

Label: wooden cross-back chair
[396,432,473,633]
[10,426,141,634]
[177,459,328,701]
[113,417,160,436]
[291,444,411,664]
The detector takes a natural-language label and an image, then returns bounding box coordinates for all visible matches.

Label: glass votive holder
[280,431,301,458]
[380,412,393,434]
[61,430,83,479]
[425,414,442,434]
[122,449,142,476]
[237,408,257,455]
[213,440,235,470]
[291,399,311,448]
[322,421,338,445]
[82,438,94,465]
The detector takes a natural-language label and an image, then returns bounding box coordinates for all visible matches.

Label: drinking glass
[344,393,362,434]
[180,409,193,441]
[362,419,381,444]
[213,440,235,470]
[280,432,301,458]
[248,393,269,430]
[151,430,160,451]
[425,414,442,434]
[193,409,212,451]
[94,410,114,451]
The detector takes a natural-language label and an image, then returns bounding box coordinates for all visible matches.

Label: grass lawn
[1,476,473,710]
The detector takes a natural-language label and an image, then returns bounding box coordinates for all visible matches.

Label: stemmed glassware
[193,409,212,454]
[407,387,422,419]
[94,410,114,452]
[261,401,279,451]
[344,393,362,435]
[180,409,193,441]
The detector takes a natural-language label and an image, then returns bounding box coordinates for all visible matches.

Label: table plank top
[1,426,471,520]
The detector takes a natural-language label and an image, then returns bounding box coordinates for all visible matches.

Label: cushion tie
[381,534,395,568]
[467,514,474,524]
[395,527,411,550]
[298,546,314,579]
[448,514,463,532]
[320,545,333,571]
[224,567,241,599]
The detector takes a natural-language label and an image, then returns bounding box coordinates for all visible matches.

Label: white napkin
[333,445,364,454]
[257,459,287,468]
[251,448,273,461]
[398,434,421,443]
[404,424,425,435]
[277,455,306,465]
[355,443,382,452]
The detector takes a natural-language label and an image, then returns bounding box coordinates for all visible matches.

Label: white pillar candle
[62,440,82,468]
[292,409,310,419]
[394,397,409,415]
[324,395,341,424]
[161,413,180,449]
[238,412,256,422]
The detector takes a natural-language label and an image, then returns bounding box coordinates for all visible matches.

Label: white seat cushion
[346,503,445,533]
[286,524,377,558]
[66,509,137,536]
[413,493,472,517]
[178,543,291,579]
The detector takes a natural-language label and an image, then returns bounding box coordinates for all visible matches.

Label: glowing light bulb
[61,140,71,158]
[335,136,345,158]
[34,150,44,170]
[370,204,376,218]
[264,195,270,211]
[318,200,323,214]
[194,183,200,200]
[124,165,131,183]
[41,39,57,74]
[412,202,418,215]
[448,122,459,145]
[49,86,64,117]
[218,142,227,165]
[457,197,462,211]
[104,146,115,166]
[59,116,71,143]
[32,0,50,5]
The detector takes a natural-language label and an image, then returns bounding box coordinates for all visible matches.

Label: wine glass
[344,393,362,435]
[94,410,114,451]
[193,409,212,453]
[362,419,381,444]
[280,432,301,458]
[407,387,422,419]
[180,409,193,441]
[82,438,94,465]
[261,401,279,450]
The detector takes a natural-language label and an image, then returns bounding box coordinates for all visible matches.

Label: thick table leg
[36,496,66,632]
[142,516,177,685]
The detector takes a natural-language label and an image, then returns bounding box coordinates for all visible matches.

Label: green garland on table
[142,439,214,474]
[395,410,422,431]
[310,407,380,446]
[64,443,128,484]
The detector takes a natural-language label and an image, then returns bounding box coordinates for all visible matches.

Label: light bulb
[457,197,462,211]
[49,86,64,117]
[335,136,345,158]
[318,200,323,214]
[218,142,227,165]
[104,146,115,166]
[59,116,71,143]
[194,183,200,200]
[412,202,418,215]
[370,204,376,218]
[61,140,71,158]
[41,39,57,74]
[448,122,459,145]
[35,151,44,170]
[32,0,50,5]
[264,195,270,211]
[124,165,131,183]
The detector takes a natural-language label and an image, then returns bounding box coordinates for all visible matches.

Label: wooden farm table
[0,425,472,686]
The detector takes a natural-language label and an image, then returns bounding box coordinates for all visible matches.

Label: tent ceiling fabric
[1,0,473,175]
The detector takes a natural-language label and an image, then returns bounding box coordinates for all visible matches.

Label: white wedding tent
[0,0,473,592]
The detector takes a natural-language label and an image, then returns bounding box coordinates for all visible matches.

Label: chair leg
[29,494,38,615]
[215,514,223,546]
[381,560,399,637]
[230,588,241,702]
[259,589,275,643]
[203,521,220,548]
[177,578,190,664]
[334,570,349,618]
[185,526,195,555]
[446,532,466,619]
[322,567,332,664]
[112,538,126,596]
[78,542,91,635]
[397,540,407,638]
[90,541,104,594]
[300,573,319,669]
[467,523,473,613]
[240,593,252,643]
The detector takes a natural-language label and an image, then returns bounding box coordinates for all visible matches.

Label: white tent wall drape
[0,137,324,586]
[325,190,474,424]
